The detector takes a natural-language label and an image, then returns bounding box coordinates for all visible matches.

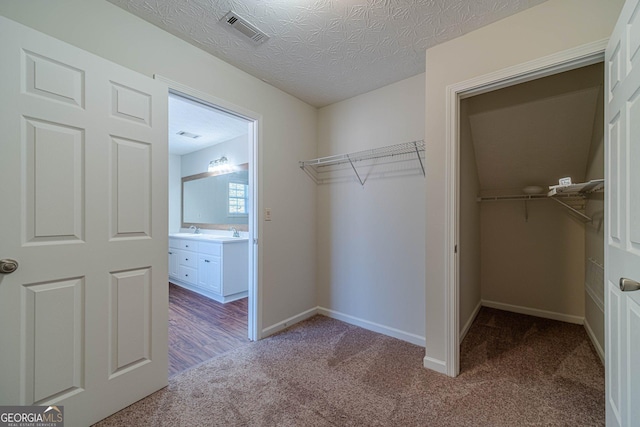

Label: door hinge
[454,245,458,254]
[253,238,258,245]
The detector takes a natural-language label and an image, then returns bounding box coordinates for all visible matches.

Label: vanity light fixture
[208,156,229,172]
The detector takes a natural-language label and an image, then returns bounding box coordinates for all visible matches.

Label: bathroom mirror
[181,163,249,230]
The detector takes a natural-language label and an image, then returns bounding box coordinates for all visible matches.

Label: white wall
[168,155,182,233]
[424,0,623,370]
[0,0,318,334]
[317,74,426,344]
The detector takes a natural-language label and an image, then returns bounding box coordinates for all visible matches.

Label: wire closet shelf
[299,140,425,186]
[477,179,604,222]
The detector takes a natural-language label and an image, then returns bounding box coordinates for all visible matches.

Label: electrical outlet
[264,208,272,221]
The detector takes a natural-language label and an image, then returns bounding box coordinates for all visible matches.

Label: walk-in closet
[458,62,606,362]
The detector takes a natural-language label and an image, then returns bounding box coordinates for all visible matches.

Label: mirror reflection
[182,163,249,228]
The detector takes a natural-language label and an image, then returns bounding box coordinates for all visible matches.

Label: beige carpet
[95,308,604,426]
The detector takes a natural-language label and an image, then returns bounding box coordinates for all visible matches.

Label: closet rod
[477,194,578,202]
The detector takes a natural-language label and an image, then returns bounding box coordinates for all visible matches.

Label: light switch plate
[264,208,272,221]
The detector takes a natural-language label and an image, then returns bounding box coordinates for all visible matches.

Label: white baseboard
[460,300,482,344]
[583,318,604,364]
[317,307,426,347]
[481,300,584,325]
[169,279,248,304]
[423,355,447,374]
[261,307,319,338]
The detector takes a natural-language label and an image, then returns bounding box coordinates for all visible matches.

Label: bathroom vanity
[168,233,248,303]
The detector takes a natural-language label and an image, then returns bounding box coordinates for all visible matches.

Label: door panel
[25,278,84,404]
[605,1,640,426]
[0,16,168,427]
[606,282,622,423]
[608,113,621,244]
[26,118,85,242]
[111,136,151,237]
[24,49,85,108]
[629,301,640,422]
[109,268,152,377]
[630,89,640,250]
[110,82,152,126]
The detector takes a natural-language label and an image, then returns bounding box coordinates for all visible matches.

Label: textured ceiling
[463,63,604,194]
[169,93,249,155]
[107,0,547,107]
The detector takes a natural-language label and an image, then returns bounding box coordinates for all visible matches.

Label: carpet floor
[95,308,604,426]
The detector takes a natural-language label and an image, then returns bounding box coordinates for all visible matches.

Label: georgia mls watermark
[0,406,63,427]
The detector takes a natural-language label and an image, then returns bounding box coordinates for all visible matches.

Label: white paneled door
[0,17,168,426]
[605,0,640,426]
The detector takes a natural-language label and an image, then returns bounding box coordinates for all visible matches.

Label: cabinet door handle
[185,258,189,261]
[168,252,173,255]
[185,274,189,277]
[185,245,189,248]
[204,259,210,263]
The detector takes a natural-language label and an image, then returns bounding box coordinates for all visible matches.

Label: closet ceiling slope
[463,63,604,196]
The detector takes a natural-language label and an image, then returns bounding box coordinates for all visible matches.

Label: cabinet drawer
[169,238,197,251]
[199,242,221,256]
[178,240,197,251]
[178,251,197,268]
[177,265,197,285]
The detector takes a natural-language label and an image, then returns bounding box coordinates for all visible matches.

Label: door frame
[154,75,262,341]
[444,39,608,377]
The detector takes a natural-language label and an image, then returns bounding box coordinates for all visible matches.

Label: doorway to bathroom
[163,84,260,377]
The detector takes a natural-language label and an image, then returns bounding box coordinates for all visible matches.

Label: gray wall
[317,74,426,344]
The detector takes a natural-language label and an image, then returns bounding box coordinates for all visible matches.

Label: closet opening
[456,62,605,376]
[166,89,258,377]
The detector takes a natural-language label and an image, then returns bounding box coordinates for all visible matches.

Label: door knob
[0,259,19,274]
[620,278,640,292]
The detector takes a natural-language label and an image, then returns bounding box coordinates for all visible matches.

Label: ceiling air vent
[176,131,201,139]
[221,11,269,44]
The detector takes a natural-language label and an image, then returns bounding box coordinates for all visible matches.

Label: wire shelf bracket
[299,140,425,186]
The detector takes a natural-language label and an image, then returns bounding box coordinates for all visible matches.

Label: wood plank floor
[168,283,249,377]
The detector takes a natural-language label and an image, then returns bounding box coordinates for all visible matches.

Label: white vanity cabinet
[171,238,198,286]
[168,249,179,278]
[168,236,248,303]
[197,242,221,294]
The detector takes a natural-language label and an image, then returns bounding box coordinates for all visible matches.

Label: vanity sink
[199,235,246,242]
[169,233,246,242]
